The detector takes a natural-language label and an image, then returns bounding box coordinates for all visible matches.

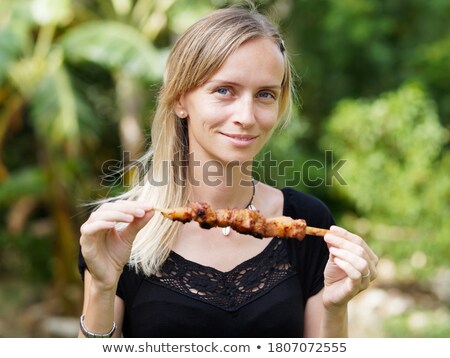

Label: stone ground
[348,259,450,337]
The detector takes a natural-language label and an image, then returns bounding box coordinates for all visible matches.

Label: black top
[78,188,334,338]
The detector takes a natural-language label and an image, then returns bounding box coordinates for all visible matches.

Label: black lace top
[78,188,334,337]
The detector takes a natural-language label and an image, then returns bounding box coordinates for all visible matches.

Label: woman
[78,5,378,338]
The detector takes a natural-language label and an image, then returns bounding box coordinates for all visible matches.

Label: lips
[220,132,259,147]
[221,133,258,141]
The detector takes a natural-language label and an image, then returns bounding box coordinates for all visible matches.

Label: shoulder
[281,187,329,213]
[281,187,335,229]
[254,183,335,228]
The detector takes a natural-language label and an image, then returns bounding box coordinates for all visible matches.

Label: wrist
[88,267,122,294]
[81,281,118,338]
[323,302,348,316]
[320,303,348,338]
[80,314,116,338]
[89,278,119,298]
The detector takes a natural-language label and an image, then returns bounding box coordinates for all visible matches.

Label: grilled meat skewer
[154,202,330,240]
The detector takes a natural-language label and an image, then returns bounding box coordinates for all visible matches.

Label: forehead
[207,37,285,87]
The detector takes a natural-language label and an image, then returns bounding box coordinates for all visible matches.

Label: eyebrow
[207,79,282,90]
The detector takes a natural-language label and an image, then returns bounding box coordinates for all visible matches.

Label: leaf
[29,60,80,150]
[28,56,101,153]
[322,82,448,223]
[0,167,46,204]
[29,0,73,26]
[59,21,165,81]
[0,14,32,85]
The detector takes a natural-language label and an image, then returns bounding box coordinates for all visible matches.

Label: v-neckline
[169,237,278,274]
[169,188,289,274]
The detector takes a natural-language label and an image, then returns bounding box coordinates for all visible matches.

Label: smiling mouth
[221,133,258,141]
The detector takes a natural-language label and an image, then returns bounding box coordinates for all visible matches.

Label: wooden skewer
[305,227,331,237]
[154,208,173,213]
[153,207,331,238]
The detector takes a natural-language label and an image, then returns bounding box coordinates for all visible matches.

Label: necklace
[222,179,256,236]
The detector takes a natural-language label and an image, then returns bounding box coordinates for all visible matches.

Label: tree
[322,82,450,270]
[0,0,213,318]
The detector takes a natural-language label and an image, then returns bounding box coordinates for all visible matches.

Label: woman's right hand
[80,200,154,290]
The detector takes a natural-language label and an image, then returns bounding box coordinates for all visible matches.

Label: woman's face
[177,37,285,165]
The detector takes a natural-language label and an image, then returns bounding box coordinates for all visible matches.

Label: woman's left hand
[322,225,378,309]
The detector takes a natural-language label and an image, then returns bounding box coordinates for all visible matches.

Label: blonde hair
[119,5,295,275]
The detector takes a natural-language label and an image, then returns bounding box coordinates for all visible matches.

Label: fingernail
[330,225,346,234]
[135,208,145,217]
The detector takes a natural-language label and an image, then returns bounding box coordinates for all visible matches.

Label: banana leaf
[59,20,165,81]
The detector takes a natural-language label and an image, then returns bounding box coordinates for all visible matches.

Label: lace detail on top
[148,238,296,312]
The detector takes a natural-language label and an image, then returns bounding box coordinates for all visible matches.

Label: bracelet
[80,315,116,338]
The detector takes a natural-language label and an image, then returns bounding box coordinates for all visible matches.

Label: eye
[257,91,276,100]
[216,87,231,96]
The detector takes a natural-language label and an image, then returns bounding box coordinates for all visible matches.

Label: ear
[174,96,188,118]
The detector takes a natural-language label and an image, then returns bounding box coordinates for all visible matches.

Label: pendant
[222,226,231,236]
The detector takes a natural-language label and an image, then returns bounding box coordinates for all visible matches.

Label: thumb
[121,209,154,244]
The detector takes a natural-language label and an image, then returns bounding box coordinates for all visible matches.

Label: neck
[187,160,254,209]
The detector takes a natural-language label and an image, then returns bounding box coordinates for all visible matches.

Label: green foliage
[323,83,450,270]
[0,230,52,282]
[0,26,22,84]
[2,0,450,336]
[287,0,450,140]
[0,167,46,204]
[323,83,448,222]
[60,21,165,81]
[0,1,221,293]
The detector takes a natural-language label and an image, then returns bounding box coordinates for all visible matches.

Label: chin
[218,153,256,166]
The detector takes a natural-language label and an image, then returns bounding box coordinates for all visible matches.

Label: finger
[80,220,116,237]
[332,257,361,281]
[98,200,153,214]
[120,209,155,244]
[325,233,368,261]
[326,233,378,282]
[325,229,378,268]
[89,210,136,224]
[329,246,369,279]
[332,257,371,292]
[330,226,379,281]
[330,226,378,262]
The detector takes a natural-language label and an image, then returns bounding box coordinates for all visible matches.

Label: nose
[233,95,256,128]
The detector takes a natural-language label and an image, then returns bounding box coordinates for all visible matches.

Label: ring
[361,270,370,279]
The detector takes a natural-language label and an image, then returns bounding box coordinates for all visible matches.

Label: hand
[80,200,154,290]
[322,225,378,309]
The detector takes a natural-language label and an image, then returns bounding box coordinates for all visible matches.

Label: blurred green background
[1,0,449,337]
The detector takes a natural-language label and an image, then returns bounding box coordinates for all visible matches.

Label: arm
[78,270,125,338]
[305,225,378,338]
[78,200,154,338]
[304,289,347,338]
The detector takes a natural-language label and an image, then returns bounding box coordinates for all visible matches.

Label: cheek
[188,110,224,134]
[204,108,232,129]
[188,97,228,123]
[258,107,280,131]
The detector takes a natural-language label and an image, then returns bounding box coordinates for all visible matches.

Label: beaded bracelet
[79,315,116,338]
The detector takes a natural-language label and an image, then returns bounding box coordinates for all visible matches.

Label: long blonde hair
[121,5,294,275]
